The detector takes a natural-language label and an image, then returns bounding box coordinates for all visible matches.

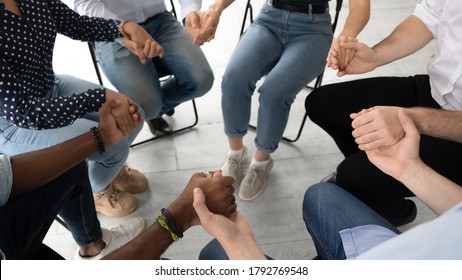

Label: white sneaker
[221,146,248,187]
[239,158,274,201]
[75,217,145,260]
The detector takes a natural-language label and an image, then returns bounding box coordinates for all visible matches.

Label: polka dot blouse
[0,0,122,129]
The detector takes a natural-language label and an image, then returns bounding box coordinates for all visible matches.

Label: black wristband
[90,127,106,155]
[161,208,184,239]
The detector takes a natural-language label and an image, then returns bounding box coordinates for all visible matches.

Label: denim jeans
[302,183,400,260]
[0,74,142,192]
[199,239,273,260]
[221,3,332,153]
[94,11,214,120]
[0,162,101,259]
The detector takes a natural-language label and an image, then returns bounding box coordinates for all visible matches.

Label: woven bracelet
[90,127,106,155]
[161,208,184,239]
[156,216,179,241]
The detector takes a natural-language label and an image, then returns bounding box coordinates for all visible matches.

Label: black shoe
[147,118,173,136]
[386,199,417,227]
[166,109,175,116]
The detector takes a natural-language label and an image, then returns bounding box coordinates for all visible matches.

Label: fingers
[193,188,213,223]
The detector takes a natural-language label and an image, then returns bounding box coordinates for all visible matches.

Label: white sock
[250,158,269,170]
[228,147,245,161]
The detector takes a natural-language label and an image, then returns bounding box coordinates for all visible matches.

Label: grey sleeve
[0,154,13,207]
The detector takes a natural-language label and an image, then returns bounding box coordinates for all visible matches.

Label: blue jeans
[221,3,332,153]
[199,239,273,260]
[0,75,142,192]
[94,11,214,120]
[0,162,101,259]
[303,183,400,260]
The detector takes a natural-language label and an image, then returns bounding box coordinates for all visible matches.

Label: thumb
[192,188,211,222]
[340,41,359,51]
[190,13,200,28]
[398,109,419,137]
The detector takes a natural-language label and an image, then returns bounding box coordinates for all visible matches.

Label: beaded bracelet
[156,216,179,241]
[90,127,106,155]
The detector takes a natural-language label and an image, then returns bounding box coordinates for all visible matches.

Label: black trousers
[305,75,462,217]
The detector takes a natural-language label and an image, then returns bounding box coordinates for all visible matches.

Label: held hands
[184,9,221,46]
[121,21,164,63]
[328,39,378,77]
[351,106,405,151]
[104,90,143,138]
[167,171,237,232]
[364,109,422,182]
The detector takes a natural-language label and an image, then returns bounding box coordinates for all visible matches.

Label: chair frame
[87,0,199,148]
[241,0,343,143]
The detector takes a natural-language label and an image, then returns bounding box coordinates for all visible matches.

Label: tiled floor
[45,0,437,260]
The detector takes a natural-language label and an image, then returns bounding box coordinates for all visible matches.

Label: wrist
[118,20,128,37]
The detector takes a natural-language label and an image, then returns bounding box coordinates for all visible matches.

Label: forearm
[10,132,98,195]
[372,15,433,67]
[102,222,174,259]
[220,236,266,260]
[206,0,235,15]
[338,0,370,37]
[399,161,462,215]
[405,107,462,144]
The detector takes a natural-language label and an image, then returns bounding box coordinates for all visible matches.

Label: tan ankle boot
[112,164,148,194]
[94,183,137,217]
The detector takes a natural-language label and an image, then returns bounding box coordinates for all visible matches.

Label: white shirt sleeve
[179,0,202,20]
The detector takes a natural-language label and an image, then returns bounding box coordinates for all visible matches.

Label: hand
[121,22,164,63]
[185,9,221,46]
[351,106,405,150]
[335,41,378,77]
[167,170,237,232]
[105,90,142,136]
[365,109,421,181]
[193,187,254,242]
[327,35,358,72]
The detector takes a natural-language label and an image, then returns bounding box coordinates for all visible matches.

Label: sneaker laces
[244,168,258,189]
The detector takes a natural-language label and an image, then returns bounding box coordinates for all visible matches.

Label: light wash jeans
[0,75,142,192]
[302,183,400,260]
[94,11,214,120]
[221,3,332,153]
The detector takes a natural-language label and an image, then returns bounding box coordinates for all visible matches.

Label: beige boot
[94,183,138,217]
[112,164,148,194]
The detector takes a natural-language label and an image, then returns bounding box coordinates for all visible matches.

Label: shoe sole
[239,159,273,201]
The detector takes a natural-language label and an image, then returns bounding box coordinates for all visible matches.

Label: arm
[337,15,433,76]
[193,188,266,259]
[365,110,462,215]
[327,0,370,70]
[9,99,140,196]
[351,106,462,151]
[184,0,235,45]
[102,172,237,259]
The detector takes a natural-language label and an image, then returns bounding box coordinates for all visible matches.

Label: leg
[0,162,98,259]
[302,183,399,260]
[305,75,437,156]
[336,135,462,221]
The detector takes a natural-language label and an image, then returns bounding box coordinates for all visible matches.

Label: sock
[250,158,269,170]
[228,147,245,161]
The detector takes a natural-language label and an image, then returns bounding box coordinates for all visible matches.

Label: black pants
[305,75,462,217]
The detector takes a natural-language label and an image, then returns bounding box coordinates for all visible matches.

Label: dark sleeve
[0,57,106,129]
[47,0,122,42]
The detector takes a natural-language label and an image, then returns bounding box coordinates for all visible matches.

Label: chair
[240,0,343,143]
[87,0,199,148]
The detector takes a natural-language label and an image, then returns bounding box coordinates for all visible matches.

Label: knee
[305,85,333,121]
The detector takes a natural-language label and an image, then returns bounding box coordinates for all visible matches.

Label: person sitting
[0,101,237,260]
[0,0,160,217]
[196,109,462,260]
[305,0,462,226]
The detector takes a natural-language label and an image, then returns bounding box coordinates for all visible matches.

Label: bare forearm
[221,237,266,260]
[10,132,98,195]
[339,0,370,37]
[207,0,235,14]
[399,161,462,215]
[405,107,462,144]
[372,15,433,67]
